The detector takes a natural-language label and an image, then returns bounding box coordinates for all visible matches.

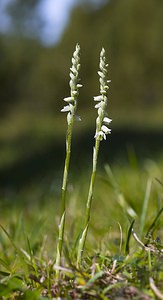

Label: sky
[0,0,78,44]
[38,0,78,44]
[0,0,11,32]
[0,0,108,44]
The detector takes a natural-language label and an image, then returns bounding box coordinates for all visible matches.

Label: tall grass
[0,45,162,299]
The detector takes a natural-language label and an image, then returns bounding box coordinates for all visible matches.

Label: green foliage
[0,0,163,126]
[61,0,163,121]
[0,0,163,181]
[0,161,163,298]
[0,2,163,297]
[0,2,162,187]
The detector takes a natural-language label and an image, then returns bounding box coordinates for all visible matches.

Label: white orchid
[56,44,82,278]
[77,48,112,266]
[61,44,82,125]
[94,48,111,141]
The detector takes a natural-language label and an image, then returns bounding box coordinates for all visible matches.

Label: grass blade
[139,178,152,238]
[125,219,135,255]
[145,206,163,239]
[105,164,137,218]
[0,224,25,260]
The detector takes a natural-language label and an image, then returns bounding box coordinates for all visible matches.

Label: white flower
[98,71,105,78]
[61,44,82,124]
[101,125,111,134]
[103,117,112,124]
[61,105,71,112]
[67,112,72,124]
[95,102,101,109]
[72,91,78,96]
[96,116,100,125]
[95,101,106,109]
[95,131,106,141]
[94,48,112,141]
[63,97,74,103]
[98,107,103,117]
[94,95,103,101]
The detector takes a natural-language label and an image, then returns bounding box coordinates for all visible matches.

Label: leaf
[83,271,104,289]
[125,219,135,255]
[0,258,10,271]
[0,224,29,273]
[0,277,24,296]
[145,206,163,239]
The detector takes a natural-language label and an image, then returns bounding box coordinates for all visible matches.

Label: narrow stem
[85,138,100,226]
[62,119,73,214]
[77,48,110,267]
[140,178,152,238]
[55,117,74,279]
[77,137,100,266]
[55,44,81,278]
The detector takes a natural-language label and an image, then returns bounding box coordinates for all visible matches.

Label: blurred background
[0,0,163,199]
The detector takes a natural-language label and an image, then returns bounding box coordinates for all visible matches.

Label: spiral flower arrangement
[77,48,111,266]
[55,44,82,278]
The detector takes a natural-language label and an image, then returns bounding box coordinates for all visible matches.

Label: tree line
[0,0,163,127]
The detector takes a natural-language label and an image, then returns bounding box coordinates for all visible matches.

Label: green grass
[0,105,163,171]
[0,159,162,299]
[0,46,163,299]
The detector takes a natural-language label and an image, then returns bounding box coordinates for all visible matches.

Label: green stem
[55,44,81,278]
[62,120,73,214]
[86,138,100,225]
[140,178,152,238]
[77,47,110,267]
[55,118,74,279]
[77,137,100,267]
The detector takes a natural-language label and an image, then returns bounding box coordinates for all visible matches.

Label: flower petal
[101,125,111,134]
[95,131,106,141]
[67,112,71,124]
[69,103,74,113]
[63,96,74,103]
[94,95,103,101]
[95,102,101,109]
[98,71,105,78]
[72,91,78,96]
[98,107,103,117]
[61,105,71,112]
[75,115,81,121]
[100,89,107,94]
[103,117,112,124]
[70,72,76,80]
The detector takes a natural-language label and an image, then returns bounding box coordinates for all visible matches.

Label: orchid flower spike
[61,44,82,124]
[94,48,112,141]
